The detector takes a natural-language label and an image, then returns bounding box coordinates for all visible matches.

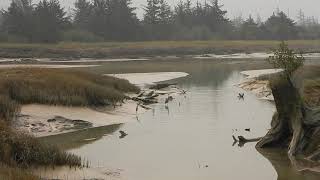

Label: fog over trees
[0,0,320,43]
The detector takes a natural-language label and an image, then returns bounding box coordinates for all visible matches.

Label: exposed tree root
[256,76,320,162]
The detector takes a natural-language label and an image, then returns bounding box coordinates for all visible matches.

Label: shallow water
[41,59,320,180]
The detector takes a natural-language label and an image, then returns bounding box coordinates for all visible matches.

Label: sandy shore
[195,52,320,59]
[33,166,126,180]
[240,69,283,79]
[107,72,189,86]
[14,72,189,137]
[1,52,320,63]
[237,69,283,101]
[15,100,141,137]
[37,58,150,63]
[0,64,100,69]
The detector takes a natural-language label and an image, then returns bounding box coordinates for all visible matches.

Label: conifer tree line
[0,0,319,43]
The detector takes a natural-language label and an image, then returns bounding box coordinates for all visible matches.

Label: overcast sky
[0,0,319,21]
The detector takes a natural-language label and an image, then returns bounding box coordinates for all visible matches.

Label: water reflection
[42,59,320,180]
[40,124,122,150]
[258,148,320,180]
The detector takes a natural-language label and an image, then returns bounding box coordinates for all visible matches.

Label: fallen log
[149,83,177,90]
[131,97,158,105]
[232,135,262,147]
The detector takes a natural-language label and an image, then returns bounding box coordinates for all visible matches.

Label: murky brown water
[40,59,320,180]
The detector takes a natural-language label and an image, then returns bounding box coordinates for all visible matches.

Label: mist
[0,0,319,20]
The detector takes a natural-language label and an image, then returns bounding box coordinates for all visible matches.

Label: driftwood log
[233,135,262,147]
[149,83,177,90]
[256,75,320,161]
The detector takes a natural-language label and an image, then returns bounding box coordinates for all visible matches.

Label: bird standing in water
[119,130,128,139]
[238,93,245,99]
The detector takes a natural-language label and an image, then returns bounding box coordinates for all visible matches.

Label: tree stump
[256,76,320,161]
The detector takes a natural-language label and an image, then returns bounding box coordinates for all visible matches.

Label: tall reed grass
[0,68,139,121]
[0,68,139,177]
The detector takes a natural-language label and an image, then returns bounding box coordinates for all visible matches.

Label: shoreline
[0,52,320,64]
[1,40,320,59]
[14,72,189,137]
[237,69,283,101]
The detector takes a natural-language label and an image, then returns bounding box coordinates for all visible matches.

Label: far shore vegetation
[0,0,319,179]
[0,40,320,58]
[1,0,320,44]
[0,68,139,179]
[1,1,320,58]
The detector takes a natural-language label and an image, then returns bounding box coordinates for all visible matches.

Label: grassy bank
[1,40,320,58]
[0,68,139,179]
[302,65,320,107]
[0,68,139,120]
[0,164,37,180]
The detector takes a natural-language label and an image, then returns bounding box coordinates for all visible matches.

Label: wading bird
[119,130,128,139]
[238,93,245,99]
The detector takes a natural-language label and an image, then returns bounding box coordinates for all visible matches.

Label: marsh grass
[1,40,320,58]
[0,68,138,174]
[304,79,320,107]
[0,163,37,180]
[0,68,139,121]
[0,122,81,168]
[269,65,320,107]
[299,65,320,107]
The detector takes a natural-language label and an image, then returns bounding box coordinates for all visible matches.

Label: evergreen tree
[174,0,193,27]
[158,0,172,24]
[143,0,160,25]
[33,0,70,43]
[87,0,109,38]
[107,0,140,41]
[265,11,298,40]
[143,0,173,39]
[2,0,34,41]
[203,0,229,33]
[240,15,260,40]
[74,0,92,31]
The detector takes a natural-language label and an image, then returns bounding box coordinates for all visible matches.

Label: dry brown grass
[0,164,38,180]
[1,40,320,58]
[0,122,81,168]
[300,65,320,107]
[0,68,139,121]
[304,79,320,107]
[0,68,139,174]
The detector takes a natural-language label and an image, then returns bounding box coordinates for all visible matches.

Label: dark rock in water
[245,128,251,132]
[150,83,177,90]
